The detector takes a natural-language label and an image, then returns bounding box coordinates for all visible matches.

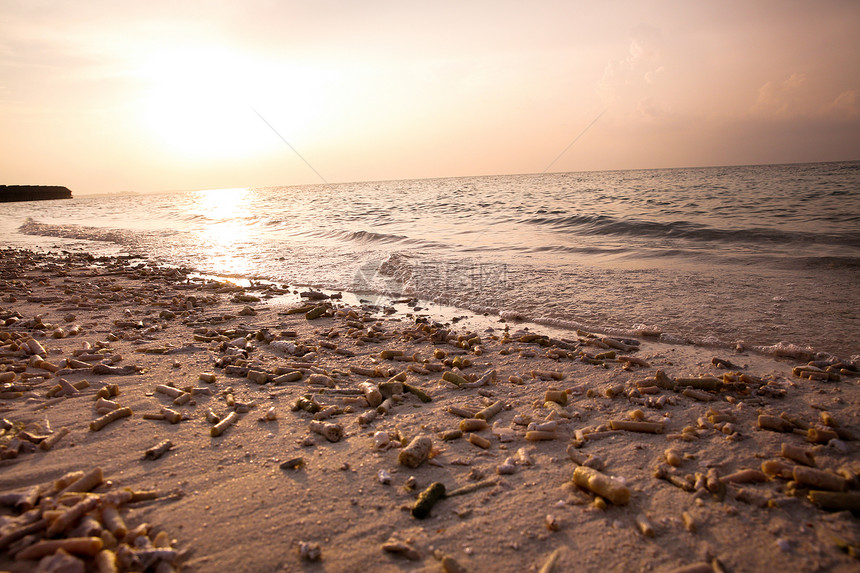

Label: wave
[519,213,860,248]
[19,218,134,245]
[298,228,450,250]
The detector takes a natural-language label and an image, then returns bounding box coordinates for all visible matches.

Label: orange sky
[1,1,858,195]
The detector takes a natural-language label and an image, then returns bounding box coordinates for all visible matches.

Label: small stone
[299,541,322,561]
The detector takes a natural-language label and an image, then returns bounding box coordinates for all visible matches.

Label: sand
[0,248,858,573]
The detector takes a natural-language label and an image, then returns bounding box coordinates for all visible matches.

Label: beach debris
[358,381,383,407]
[0,466,181,569]
[298,541,322,561]
[411,481,446,519]
[210,411,239,437]
[793,467,848,492]
[39,427,70,451]
[459,418,488,432]
[807,491,860,511]
[781,442,815,466]
[720,468,768,484]
[538,547,564,573]
[280,457,305,470]
[381,538,421,560]
[398,435,433,468]
[89,407,132,432]
[143,439,174,460]
[665,563,715,573]
[92,364,138,376]
[608,420,664,434]
[309,420,343,442]
[475,400,504,421]
[467,433,491,449]
[442,371,469,388]
[497,457,517,475]
[572,466,631,505]
[757,414,794,433]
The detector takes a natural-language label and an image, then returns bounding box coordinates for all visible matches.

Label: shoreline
[5,164,859,363]
[0,247,859,572]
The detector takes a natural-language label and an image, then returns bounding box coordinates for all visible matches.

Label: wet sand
[0,248,858,572]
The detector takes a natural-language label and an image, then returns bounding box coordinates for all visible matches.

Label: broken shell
[280,457,304,470]
[373,431,390,450]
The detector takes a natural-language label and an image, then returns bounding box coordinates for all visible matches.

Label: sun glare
[191,187,251,220]
[188,187,257,276]
[137,46,333,161]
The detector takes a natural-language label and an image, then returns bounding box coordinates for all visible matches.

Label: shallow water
[2,161,859,358]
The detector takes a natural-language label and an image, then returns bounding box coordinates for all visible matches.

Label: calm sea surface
[2,161,859,359]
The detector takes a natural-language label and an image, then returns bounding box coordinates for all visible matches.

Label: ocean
[2,161,858,360]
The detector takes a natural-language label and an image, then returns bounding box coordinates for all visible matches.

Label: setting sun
[137,46,334,161]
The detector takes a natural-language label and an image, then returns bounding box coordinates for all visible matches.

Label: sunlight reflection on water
[188,188,259,277]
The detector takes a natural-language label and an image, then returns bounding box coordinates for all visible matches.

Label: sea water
[2,161,858,359]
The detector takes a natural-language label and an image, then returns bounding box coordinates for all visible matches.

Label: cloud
[751,73,860,124]
[821,90,859,119]
[751,73,807,117]
[600,25,665,96]
[636,97,672,121]
[599,24,675,126]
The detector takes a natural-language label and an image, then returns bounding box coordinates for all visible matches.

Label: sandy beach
[0,248,858,573]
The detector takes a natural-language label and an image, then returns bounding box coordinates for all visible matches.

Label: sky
[1,1,859,195]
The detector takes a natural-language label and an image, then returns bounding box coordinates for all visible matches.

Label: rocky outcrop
[0,186,73,202]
